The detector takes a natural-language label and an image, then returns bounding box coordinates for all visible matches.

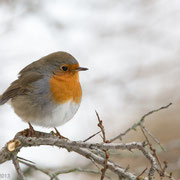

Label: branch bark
[0,103,175,180]
[0,130,150,179]
[12,154,25,180]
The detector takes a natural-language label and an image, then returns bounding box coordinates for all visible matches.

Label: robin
[0,51,88,137]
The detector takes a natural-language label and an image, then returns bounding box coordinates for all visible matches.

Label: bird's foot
[20,123,37,137]
[27,122,37,137]
[51,127,68,140]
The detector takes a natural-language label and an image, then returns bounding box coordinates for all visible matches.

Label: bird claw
[52,128,69,140]
[27,122,37,137]
[20,123,37,137]
[20,128,37,137]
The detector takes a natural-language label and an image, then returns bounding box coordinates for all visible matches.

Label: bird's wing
[0,72,43,105]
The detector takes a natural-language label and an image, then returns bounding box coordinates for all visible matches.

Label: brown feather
[0,72,42,105]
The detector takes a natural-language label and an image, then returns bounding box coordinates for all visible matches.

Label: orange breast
[49,72,82,104]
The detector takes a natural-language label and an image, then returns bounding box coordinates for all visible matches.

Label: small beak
[74,67,88,71]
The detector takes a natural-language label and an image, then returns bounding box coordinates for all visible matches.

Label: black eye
[62,66,68,71]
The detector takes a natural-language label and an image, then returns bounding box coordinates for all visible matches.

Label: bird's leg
[54,127,61,137]
[53,127,68,140]
[28,122,36,137]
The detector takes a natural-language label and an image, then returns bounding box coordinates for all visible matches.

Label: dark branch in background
[0,103,175,180]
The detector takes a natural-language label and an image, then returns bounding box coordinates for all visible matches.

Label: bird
[0,51,88,137]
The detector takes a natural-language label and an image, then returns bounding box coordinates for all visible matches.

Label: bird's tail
[0,95,3,105]
[0,95,6,105]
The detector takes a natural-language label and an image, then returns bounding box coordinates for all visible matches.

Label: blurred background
[0,0,180,179]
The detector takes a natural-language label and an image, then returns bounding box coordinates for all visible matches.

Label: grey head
[19,51,79,77]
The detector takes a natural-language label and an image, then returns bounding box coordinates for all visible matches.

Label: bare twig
[136,167,147,179]
[100,150,109,180]
[140,127,158,179]
[83,131,101,142]
[20,160,111,180]
[96,111,107,143]
[96,111,110,180]
[109,103,172,143]
[12,154,25,180]
[19,160,59,180]
[54,167,111,179]
[141,125,165,151]
[17,156,35,164]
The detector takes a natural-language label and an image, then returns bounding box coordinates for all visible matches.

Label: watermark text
[0,173,10,179]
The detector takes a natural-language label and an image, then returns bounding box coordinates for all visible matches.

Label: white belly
[34,100,80,127]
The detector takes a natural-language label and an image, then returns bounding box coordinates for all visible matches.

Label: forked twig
[95,111,110,180]
[109,103,172,143]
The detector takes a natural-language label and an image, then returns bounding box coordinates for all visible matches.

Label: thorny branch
[0,103,176,180]
[96,111,109,180]
[109,103,172,143]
